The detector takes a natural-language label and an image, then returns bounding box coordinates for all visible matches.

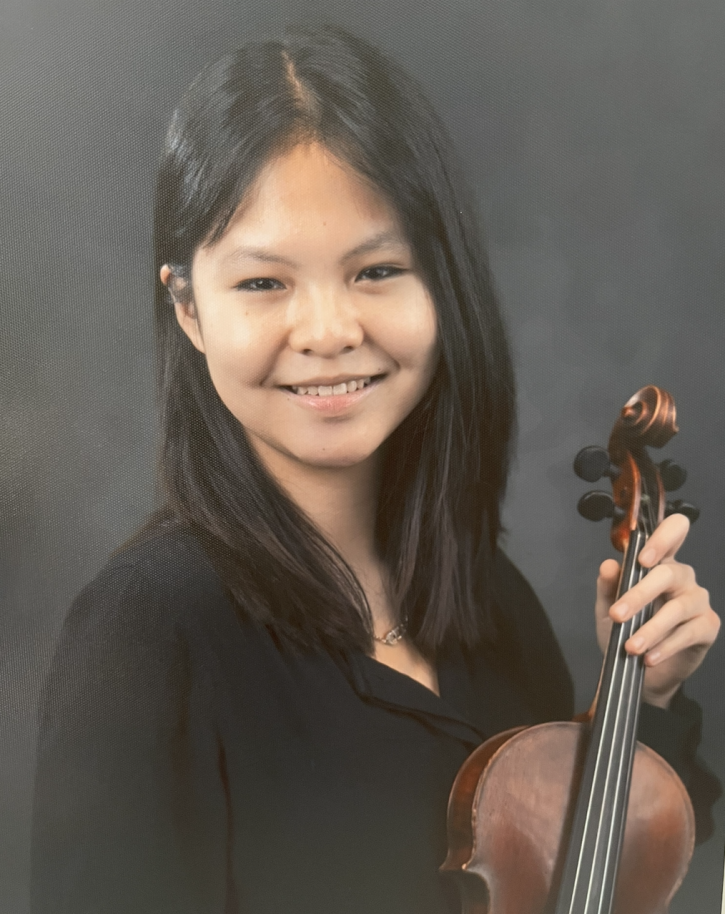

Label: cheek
[201,311,281,387]
[387,294,438,370]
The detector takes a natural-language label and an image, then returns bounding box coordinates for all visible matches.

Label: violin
[441,386,697,914]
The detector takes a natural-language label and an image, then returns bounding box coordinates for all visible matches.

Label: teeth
[291,377,373,396]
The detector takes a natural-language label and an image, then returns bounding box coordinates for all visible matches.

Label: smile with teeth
[290,376,374,396]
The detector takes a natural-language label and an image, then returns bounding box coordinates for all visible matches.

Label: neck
[258,449,383,577]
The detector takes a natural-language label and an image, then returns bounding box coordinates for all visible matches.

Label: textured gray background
[1,0,723,911]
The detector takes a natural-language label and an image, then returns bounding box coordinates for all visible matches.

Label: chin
[305,451,376,470]
[292,441,380,470]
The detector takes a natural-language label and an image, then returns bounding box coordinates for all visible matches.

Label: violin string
[565,535,635,914]
[585,535,642,912]
[594,474,654,909]
[599,474,655,900]
[573,467,658,913]
[586,468,656,911]
[600,552,643,911]
[559,460,662,913]
[605,543,642,910]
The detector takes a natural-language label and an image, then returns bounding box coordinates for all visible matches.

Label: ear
[160,264,206,354]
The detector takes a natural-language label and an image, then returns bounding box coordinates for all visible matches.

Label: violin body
[441,722,694,914]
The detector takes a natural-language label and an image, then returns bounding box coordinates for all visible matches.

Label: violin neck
[553,528,654,914]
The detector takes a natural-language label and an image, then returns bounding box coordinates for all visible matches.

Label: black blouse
[31,525,714,914]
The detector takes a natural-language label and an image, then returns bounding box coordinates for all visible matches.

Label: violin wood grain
[441,722,694,914]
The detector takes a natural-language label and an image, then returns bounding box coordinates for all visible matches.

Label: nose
[287,285,364,357]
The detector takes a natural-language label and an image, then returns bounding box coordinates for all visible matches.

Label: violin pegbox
[573,386,698,552]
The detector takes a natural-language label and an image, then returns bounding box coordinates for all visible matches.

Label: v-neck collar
[344,645,486,749]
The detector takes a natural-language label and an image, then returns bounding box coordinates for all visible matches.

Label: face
[167,142,438,481]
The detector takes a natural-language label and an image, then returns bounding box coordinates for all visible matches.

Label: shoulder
[39,519,245,737]
[68,518,228,633]
[103,517,226,605]
[48,519,234,700]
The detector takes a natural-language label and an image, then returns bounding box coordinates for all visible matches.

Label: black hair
[152,25,515,656]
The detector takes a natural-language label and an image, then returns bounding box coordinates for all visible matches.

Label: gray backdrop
[2,0,723,911]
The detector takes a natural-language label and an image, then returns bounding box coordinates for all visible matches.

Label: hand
[595,513,720,709]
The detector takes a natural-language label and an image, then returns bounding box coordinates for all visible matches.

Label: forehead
[206,142,406,257]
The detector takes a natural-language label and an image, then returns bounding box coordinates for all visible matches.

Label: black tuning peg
[573,446,621,483]
[658,459,687,492]
[665,500,700,524]
[577,491,626,523]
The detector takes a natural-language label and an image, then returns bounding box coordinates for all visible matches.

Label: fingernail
[629,636,644,652]
[639,548,655,566]
[646,650,660,665]
[612,603,628,620]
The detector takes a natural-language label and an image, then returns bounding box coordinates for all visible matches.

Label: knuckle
[708,607,721,636]
[659,563,677,589]
[667,595,685,620]
[688,585,711,618]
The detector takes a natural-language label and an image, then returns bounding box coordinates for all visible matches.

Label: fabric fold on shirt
[344,650,487,748]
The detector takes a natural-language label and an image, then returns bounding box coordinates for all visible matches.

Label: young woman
[31,26,719,914]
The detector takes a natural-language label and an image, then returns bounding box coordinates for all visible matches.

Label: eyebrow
[339,230,409,263]
[220,248,296,268]
[220,230,409,270]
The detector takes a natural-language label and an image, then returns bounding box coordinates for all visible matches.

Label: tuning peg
[577,491,626,522]
[573,446,621,483]
[658,459,687,492]
[665,500,700,524]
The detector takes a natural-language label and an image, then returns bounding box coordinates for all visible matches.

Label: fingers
[591,514,719,705]
[637,512,690,568]
[623,588,717,663]
[610,561,696,622]
[602,514,691,623]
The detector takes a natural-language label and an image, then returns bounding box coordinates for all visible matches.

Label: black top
[31,525,715,914]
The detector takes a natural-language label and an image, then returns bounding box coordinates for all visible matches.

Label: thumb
[596,559,621,621]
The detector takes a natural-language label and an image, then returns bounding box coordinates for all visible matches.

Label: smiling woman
[147,26,517,666]
[30,24,719,914]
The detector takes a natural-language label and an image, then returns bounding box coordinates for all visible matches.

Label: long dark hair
[153,25,515,656]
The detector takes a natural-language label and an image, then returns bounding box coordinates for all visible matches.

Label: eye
[235,277,285,292]
[356,264,406,283]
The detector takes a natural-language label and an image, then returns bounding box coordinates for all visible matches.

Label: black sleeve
[30,564,229,914]
[638,691,722,843]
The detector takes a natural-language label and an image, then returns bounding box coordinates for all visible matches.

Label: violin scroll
[573,386,698,552]
[615,385,678,451]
